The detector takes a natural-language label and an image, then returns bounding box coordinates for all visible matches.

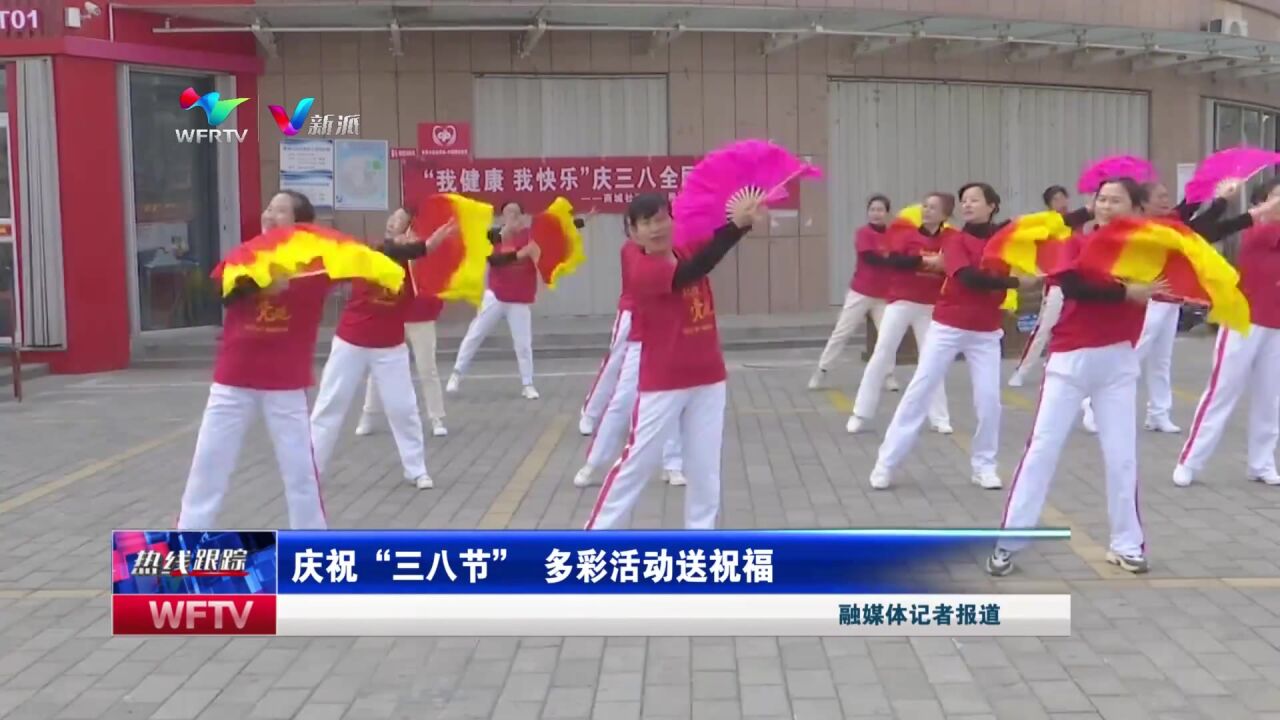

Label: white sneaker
[1081,405,1098,434]
[1007,372,1025,388]
[431,419,448,437]
[573,465,599,488]
[846,416,867,434]
[355,417,378,436]
[1172,464,1194,487]
[807,368,827,390]
[578,415,595,436]
[1248,470,1280,486]
[664,470,687,486]
[869,465,891,490]
[972,470,1003,490]
[445,374,460,394]
[522,386,540,400]
[931,422,954,435]
[1144,417,1182,433]
[885,376,901,392]
[413,474,434,490]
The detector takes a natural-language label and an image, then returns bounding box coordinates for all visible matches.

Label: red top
[335,275,414,349]
[1238,223,1280,329]
[886,225,948,305]
[618,242,636,313]
[405,294,444,323]
[850,225,891,299]
[622,242,645,342]
[1048,231,1146,353]
[931,228,1007,332]
[628,245,726,392]
[213,275,331,390]
[488,229,538,304]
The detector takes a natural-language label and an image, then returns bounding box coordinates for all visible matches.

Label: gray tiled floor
[2,336,1279,719]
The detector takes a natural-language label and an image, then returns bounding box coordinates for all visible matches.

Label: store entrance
[0,69,17,344]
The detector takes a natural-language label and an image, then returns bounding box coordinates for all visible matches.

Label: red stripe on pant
[585,393,643,529]
[1179,328,1231,466]
[1000,370,1051,529]
[1017,322,1041,365]
[580,312,623,416]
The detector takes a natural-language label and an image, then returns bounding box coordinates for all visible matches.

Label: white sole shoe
[846,416,867,434]
[431,422,448,438]
[869,465,891,490]
[664,470,687,487]
[1007,374,1024,388]
[807,369,826,390]
[573,466,599,488]
[1172,464,1194,487]
[445,374,460,394]
[972,472,1003,490]
[1144,420,1182,434]
[578,416,595,436]
[884,377,901,392]
[413,474,434,490]
[931,423,953,435]
[522,386,540,400]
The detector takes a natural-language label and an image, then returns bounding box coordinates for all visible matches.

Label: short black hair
[866,194,891,213]
[281,190,316,223]
[1042,185,1069,208]
[925,192,956,217]
[1251,177,1280,206]
[626,193,670,227]
[958,182,1001,218]
[1096,177,1147,208]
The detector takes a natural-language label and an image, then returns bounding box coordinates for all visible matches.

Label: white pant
[582,310,632,424]
[817,290,894,372]
[1013,286,1064,377]
[586,382,726,530]
[587,341,682,472]
[1178,325,1280,476]
[311,337,427,480]
[1135,300,1180,423]
[361,321,447,423]
[852,300,949,424]
[877,322,1003,475]
[999,343,1143,556]
[179,383,327,530]
[453,289,534,386]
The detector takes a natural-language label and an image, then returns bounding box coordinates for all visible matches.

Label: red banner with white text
[401,156,803,214]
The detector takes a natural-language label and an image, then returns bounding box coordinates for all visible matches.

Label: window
[1212,100,1280,204]
[0,67,15,341]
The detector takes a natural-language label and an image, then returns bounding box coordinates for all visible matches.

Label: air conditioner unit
[1205,17,1249,37]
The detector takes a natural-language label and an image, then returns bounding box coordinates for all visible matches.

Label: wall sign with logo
[418,122,471,158]
[0,9,40,33]
[280,139,335,212]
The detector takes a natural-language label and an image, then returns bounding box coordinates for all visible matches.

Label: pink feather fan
[672,139,823,248]
[1077,155,1157,194]
[1183,146,1280,204]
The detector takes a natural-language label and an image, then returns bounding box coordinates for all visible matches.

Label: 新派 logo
[432,124,458,147]
[268,97,315,136]
[179,87,248,127]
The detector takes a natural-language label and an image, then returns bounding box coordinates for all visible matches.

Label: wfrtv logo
[176,87,249,143]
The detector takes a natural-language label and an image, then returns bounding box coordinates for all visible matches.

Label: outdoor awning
[115,1,1280,84]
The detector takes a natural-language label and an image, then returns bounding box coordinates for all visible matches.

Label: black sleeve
[672,223,750,289]
[955,267,1018,291]
[860,250,923,269]
[221,278,258,307]
[1057,270,1126,302]
[573,218,585,229]
[1187,198,1234,240]
[1198,212,1254,243]
[488,251,519,267]
[1175,200,1198,223]
[380,239,427,261]
[487,228,502,244]
[1061,206,1093,230]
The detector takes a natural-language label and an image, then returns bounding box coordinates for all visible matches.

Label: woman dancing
[990,177,1165,576]
[809,195,899,392]
[178,191,332,529]
[1173,179,1280,487]
[845,192,954,435]
[867,183,1037,491]
[309,211,455,491]
[586,192,763,530]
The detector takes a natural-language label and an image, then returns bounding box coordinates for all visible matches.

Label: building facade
[1,0,1278,372]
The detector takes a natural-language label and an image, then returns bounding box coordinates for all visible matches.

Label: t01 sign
[0,9,40,32]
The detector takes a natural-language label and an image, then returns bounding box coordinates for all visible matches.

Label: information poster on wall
[334,140,389,211]
[280,139,335,213]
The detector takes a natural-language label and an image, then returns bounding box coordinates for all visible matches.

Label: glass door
[0,111,17,344]
[127,70,221,331]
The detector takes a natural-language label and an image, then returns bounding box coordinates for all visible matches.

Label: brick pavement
[2,335,1280,719]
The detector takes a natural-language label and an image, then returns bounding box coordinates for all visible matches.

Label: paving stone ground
[2,334,1280,719]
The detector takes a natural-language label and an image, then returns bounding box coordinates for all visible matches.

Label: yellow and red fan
[212,224,406,297]
[1076,216,1250,334]
[980,211,1074,312]
[409,194,494,308]
[531,197,586,289]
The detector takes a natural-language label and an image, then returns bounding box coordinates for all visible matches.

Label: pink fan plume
[672,139,823,248]
[1077,155,1157,194]
[1184,146,1280,204]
